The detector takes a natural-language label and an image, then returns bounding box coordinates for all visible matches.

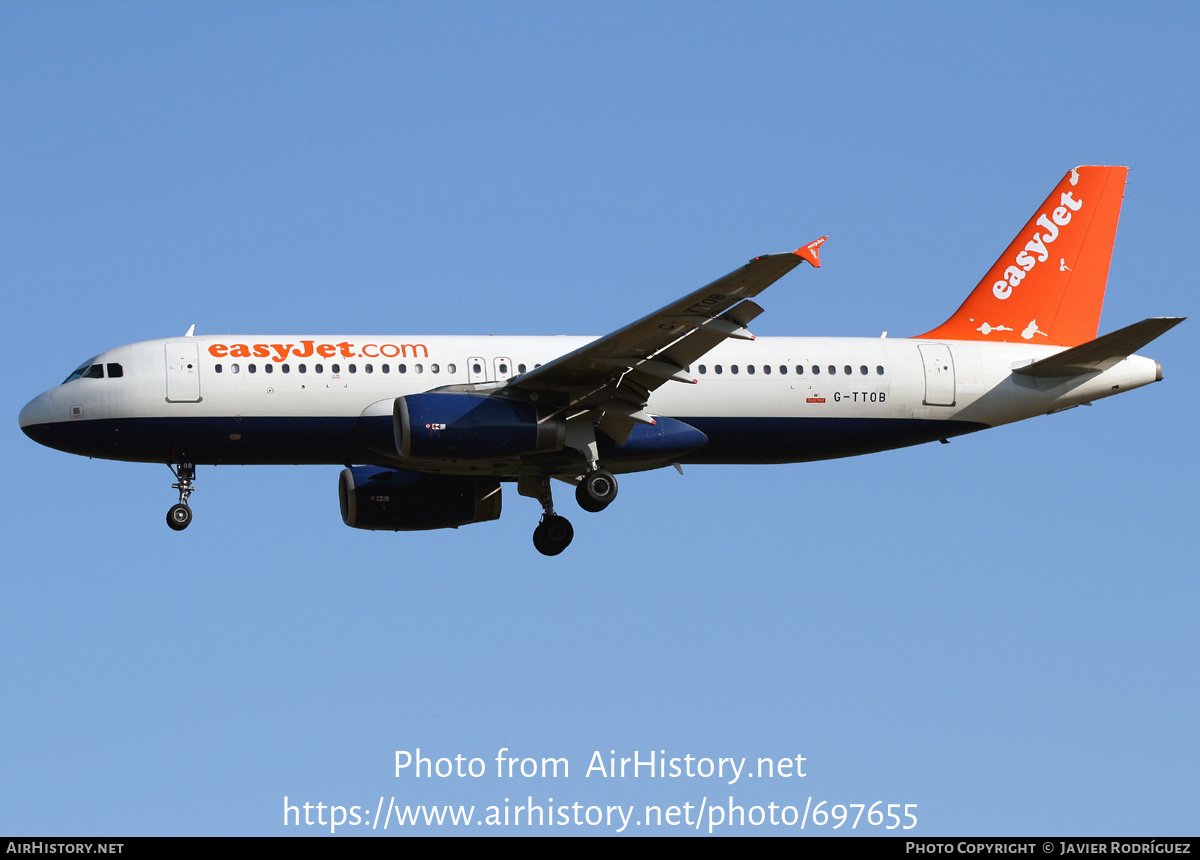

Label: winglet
[794,236,828,268]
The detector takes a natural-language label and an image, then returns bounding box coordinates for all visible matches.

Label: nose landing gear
[166,462,196,531]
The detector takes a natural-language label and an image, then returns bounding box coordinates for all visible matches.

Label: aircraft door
[493,357,512,382]
[165,342,202,402]
[918,343,955,407]
[468,357,487,383]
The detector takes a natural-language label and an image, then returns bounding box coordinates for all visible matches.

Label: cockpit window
[106,363,123,378]
[63,360,103,384]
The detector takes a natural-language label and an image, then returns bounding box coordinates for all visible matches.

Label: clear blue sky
[2,1,1196,836]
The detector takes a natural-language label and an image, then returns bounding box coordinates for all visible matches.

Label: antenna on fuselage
[185,324,195,337]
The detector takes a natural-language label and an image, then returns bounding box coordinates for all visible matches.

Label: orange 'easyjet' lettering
[206,341,429,361]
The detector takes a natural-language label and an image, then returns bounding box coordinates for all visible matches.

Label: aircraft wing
[507,237,826,441]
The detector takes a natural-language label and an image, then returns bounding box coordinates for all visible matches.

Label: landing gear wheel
[166,503,192,531]
[576,469,618,513]
[167,462,197,530]
[533,514,574,556]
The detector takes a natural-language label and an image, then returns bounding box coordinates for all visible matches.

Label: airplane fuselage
[19,333,1162,472]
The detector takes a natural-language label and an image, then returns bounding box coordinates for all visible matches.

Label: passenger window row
[692,364,886,377]
[214,361,539,378]
[214,362,459,375]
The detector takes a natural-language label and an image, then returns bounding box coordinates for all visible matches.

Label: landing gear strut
[519,475,574,556]
[166,462,196,531]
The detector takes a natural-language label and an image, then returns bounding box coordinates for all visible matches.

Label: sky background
[2,1,1196,836]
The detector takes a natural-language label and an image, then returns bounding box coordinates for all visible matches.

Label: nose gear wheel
[166,462,196,531]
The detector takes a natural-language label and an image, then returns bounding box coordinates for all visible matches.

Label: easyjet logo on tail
[917,165,1127,346]
[207,341,429,362]
[993,173,1083,300]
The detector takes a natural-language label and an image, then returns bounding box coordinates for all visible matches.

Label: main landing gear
[575,469,618,512]
[166,462,196,531]
[533,514,574,557]
[520,469,619,556]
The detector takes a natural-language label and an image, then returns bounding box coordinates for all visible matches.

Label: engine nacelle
[338,466,502,531]
[394,393,565,460]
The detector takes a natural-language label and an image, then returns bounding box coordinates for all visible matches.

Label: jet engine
[338,466,502,531]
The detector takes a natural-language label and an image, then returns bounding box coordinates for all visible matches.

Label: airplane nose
[19,390,54,441]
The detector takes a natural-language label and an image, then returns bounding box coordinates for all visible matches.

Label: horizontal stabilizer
[1011,317,1184,378]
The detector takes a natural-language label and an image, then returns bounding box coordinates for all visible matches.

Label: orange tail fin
[919,166,1128,346]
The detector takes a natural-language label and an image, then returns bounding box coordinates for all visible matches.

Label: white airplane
[19,166,1183,555]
